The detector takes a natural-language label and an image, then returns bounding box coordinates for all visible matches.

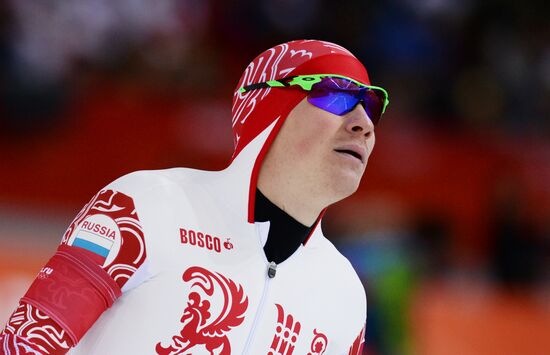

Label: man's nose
[344,105,375,138]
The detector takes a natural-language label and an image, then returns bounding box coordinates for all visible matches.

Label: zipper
[241,262,277,355]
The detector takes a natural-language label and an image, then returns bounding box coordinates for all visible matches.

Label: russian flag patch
[68,214,121,266]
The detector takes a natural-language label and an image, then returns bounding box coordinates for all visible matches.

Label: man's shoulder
[310,231,358,270]
[305,232,367,329]
[309,232,366,299]
[106,167,216,196]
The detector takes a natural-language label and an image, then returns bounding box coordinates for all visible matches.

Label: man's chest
[70,200,362,354]
[73,255,352,355]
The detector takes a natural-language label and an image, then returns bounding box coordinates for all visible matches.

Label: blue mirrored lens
[307,89,360,115]
[307,77,384,125]
[361,90,384,125]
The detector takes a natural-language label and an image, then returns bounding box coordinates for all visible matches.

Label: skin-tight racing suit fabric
[1,39,367,355]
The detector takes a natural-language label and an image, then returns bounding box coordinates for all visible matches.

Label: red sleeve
[348,324,366,355]
[22,245,122,344]
[1,302,72,354]
[1,189,147,354]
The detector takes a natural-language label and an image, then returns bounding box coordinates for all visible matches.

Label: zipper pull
[267,261,277,279]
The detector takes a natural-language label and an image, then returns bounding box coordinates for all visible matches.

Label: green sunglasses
[239,74,389,123]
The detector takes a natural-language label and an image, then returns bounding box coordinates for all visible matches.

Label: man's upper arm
[59,188,147,290]
[1,180,148,354]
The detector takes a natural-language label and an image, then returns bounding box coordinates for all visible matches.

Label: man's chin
[328,175,362,204]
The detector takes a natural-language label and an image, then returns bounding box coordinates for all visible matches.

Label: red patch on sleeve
[22,245,122,345]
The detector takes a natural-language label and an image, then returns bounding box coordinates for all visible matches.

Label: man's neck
[256,182,322,227]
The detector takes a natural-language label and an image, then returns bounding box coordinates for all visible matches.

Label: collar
[254,188,312,263]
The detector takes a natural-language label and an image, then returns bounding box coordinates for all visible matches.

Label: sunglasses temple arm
[239,79,288,93]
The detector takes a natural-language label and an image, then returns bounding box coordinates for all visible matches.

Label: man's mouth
[334,148,364,163]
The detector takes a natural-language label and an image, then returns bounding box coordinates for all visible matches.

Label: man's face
[259,98,376,206]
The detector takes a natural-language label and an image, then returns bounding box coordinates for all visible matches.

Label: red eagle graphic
[155,266,248,355]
